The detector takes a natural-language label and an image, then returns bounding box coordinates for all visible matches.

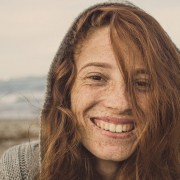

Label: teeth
[95,121,134,133]
[96,122,99,127]
[116,125,123,133]
[100,123,104,129]
[123,124,128,132]
[104,123,109,130]
[109,124,116,132]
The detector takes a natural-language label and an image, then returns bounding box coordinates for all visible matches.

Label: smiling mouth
[91,117,135,133]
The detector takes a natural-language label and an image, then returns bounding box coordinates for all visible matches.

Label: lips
[90,117,135,134]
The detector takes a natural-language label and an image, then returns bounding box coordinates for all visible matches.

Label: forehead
[74,26,144,71]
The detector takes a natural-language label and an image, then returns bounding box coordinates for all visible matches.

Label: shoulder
[0,141,39,180]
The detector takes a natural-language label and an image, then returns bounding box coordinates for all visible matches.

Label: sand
[0,119,39,157]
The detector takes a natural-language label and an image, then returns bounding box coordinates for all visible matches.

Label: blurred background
[0,0,179,156]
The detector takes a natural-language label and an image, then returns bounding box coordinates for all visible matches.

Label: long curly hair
[39,2,180,180]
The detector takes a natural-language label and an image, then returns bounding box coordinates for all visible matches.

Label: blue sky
[0,0,179,80]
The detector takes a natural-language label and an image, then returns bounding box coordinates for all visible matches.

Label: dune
[0,119,39,157]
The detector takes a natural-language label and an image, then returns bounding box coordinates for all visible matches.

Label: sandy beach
[0,119,39,157]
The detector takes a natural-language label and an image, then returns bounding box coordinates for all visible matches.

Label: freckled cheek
[71,87,99,127]
[71,86,105,114]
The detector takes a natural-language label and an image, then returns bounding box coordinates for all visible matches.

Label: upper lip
[90,116,135,125]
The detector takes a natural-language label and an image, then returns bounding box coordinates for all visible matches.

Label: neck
[96,159,119,180]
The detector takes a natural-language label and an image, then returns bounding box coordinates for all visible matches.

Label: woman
[1,1,180,179]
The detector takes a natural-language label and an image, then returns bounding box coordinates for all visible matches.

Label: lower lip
[91,120,135,139]
[101,128,135,139]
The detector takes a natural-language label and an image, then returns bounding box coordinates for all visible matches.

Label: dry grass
[0,119,39,157]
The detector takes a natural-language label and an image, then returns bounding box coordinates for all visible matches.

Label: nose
[102,81,131,113]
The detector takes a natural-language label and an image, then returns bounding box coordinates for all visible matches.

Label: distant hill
[0,76,46,94]
[0,76,46,120]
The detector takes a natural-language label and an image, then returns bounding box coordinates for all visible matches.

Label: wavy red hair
[39,2,180,179]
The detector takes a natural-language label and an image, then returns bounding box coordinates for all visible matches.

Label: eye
[84,72,108,86]
[89,75,104,81]
[133,79,151,91]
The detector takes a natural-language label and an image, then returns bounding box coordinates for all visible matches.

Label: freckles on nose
[101,82,130,109]
[105,81,126,97]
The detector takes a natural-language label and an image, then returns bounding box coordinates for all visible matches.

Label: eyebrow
[79,62,112,73]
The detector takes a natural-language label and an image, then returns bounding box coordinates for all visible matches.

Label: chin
[95,147,135,162]
[82,136,137,163]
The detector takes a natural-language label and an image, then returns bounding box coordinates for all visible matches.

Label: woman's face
[71,26,149,162]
